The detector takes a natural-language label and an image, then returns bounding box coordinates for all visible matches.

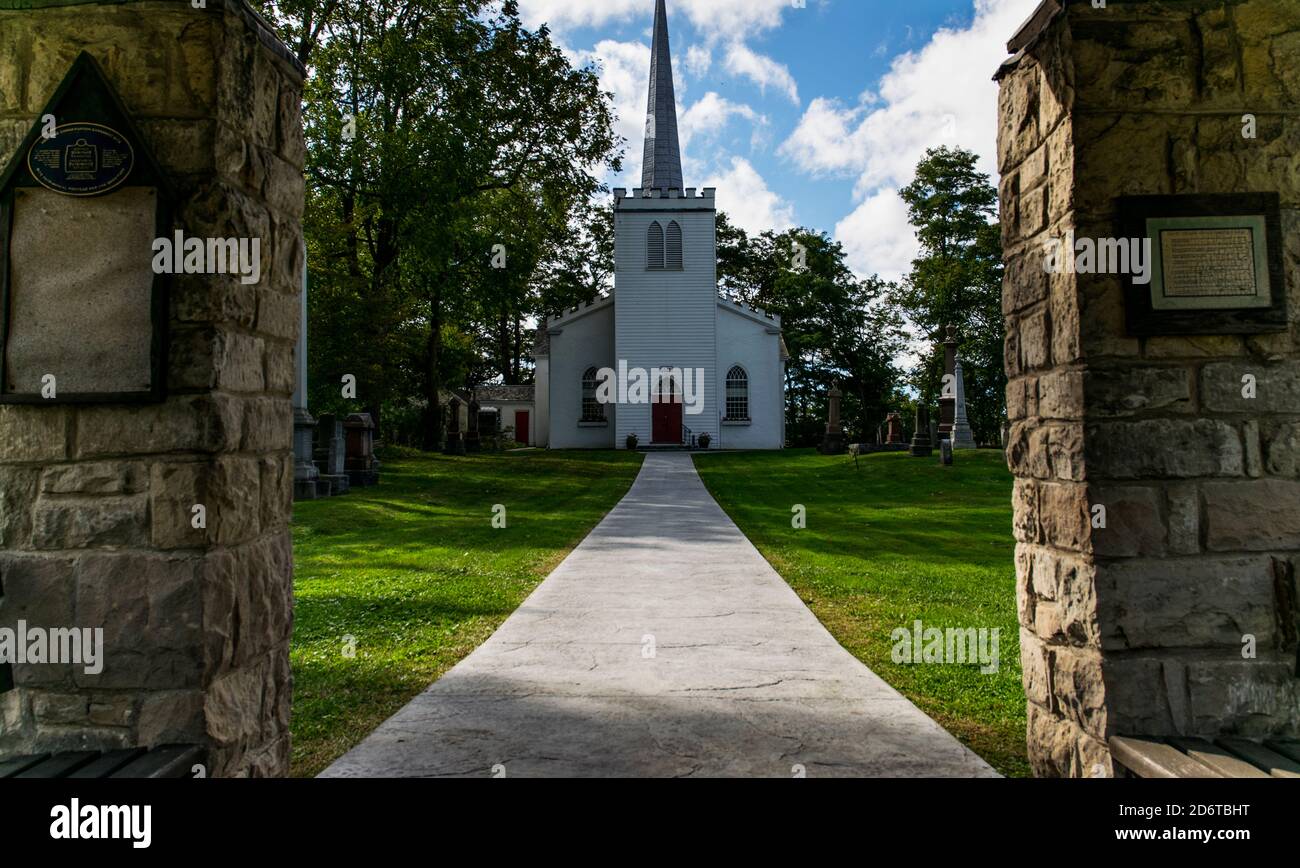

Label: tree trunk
[423,294,444,452]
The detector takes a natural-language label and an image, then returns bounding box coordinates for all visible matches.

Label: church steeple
[641,0,683,191]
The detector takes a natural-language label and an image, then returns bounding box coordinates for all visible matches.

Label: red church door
[514,410,529,446]
[651,375,683,444]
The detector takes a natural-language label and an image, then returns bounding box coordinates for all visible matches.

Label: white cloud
[780,0,1040,279]
[518,0,794,42]
[571,39,652,186]
[679,92,764,152]
[723,42,800,106]
[834,190,918,285]
[703,156,795,236]
[684,44,712,78]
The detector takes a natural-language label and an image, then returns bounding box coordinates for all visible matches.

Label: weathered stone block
[40,462,145,496]
[0,467,39,548]
[31,691,87,726]
[1203,361,1300,413]
[1039,481,1091,552]
[256,289,298,342]
[1050,644,1107,738]
[1264,421,1300,475]
[138,690,205,745]
[1204,479,1300,551]
[1037,370,1083,419]
[0,406,69,462]
[1186,660,1300,734]
[1086,419,1243,479]
[75,397,234,458]
[1084,367,1191,417]
[31,496,148,550]
[1098,556,1277,650]
[218,331,266,393]
[1090,485,1165,557]
[74,553,203,690]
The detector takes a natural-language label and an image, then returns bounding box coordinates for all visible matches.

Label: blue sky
[517,0,1042,282]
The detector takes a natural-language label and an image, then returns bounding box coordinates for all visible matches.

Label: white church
[533,0,788,450]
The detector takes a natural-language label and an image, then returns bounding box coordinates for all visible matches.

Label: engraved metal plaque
[1147,215,1271,311]
[28,122,135,197]
[1119,194,1286,335]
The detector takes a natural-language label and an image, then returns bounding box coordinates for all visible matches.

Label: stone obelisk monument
[951,356,976,449]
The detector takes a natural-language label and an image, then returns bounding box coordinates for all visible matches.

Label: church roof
[641,0,684,192]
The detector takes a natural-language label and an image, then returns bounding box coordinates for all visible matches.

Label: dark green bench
[1110,735,1300,779]
[0,745,206,779]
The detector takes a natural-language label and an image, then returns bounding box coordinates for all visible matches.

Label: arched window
[666,221,683,270]
[582,367,605,422]
[725,366,749,420]
[647,221,665,270]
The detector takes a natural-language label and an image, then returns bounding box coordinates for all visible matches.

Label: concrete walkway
[320,454,997,778]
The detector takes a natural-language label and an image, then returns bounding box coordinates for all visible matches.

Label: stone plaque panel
[5,186,156,394]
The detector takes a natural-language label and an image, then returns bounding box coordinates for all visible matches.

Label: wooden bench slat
[110,744,204,779]
[1167,737,1271,779]
[1264,739,1300,766]
[1218,738,1300,779]
[0,753,50,778]
[14,750,99,779]
[66,748,148,779]
[1110,736,1225,779]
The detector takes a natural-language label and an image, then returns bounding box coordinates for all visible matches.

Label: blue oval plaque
[27,122,135,197]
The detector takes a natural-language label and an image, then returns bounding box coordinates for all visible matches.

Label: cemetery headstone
[938,324,958,441]
[818,385,846,455]
[909,405,933,457]
[443,396,464,455]
[314,414,349,496]
[344,413,380,486]
[939,438,953,466]
[885,412,904,445]
[950,357,977,449]
[465,397,482,454]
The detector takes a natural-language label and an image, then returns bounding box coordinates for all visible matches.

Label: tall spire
[641,0,683,191]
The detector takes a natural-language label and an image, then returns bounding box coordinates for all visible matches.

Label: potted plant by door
[626,433,639,450]
[698,433,711,449]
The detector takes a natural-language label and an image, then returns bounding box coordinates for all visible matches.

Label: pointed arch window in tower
[647,221,665,270]
[666,221,683,270]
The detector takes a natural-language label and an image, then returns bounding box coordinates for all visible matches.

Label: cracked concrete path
[320,453,998,778]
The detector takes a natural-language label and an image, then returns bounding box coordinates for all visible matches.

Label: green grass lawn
[289,448,644,778]
[693,448,1028,777]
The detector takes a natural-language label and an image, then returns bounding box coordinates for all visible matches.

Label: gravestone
[950,357,977,449]
[939,438,953,466]
[998,0,1300,777]
[344,413,379,486]
[909,405,933,457]
[938,324,958,440]
[885,412,904,445]
[818,385,846,455]
[314,414,349,496]
[0,1,305,776]
[443,396,464,456]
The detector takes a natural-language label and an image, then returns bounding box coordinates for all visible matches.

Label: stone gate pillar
[997,0,1300,776]
[0,0,305,776]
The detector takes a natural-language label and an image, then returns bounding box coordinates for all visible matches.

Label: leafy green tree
[717,219,906,445]
[894,146,1005,443]
[261,0,619,448]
